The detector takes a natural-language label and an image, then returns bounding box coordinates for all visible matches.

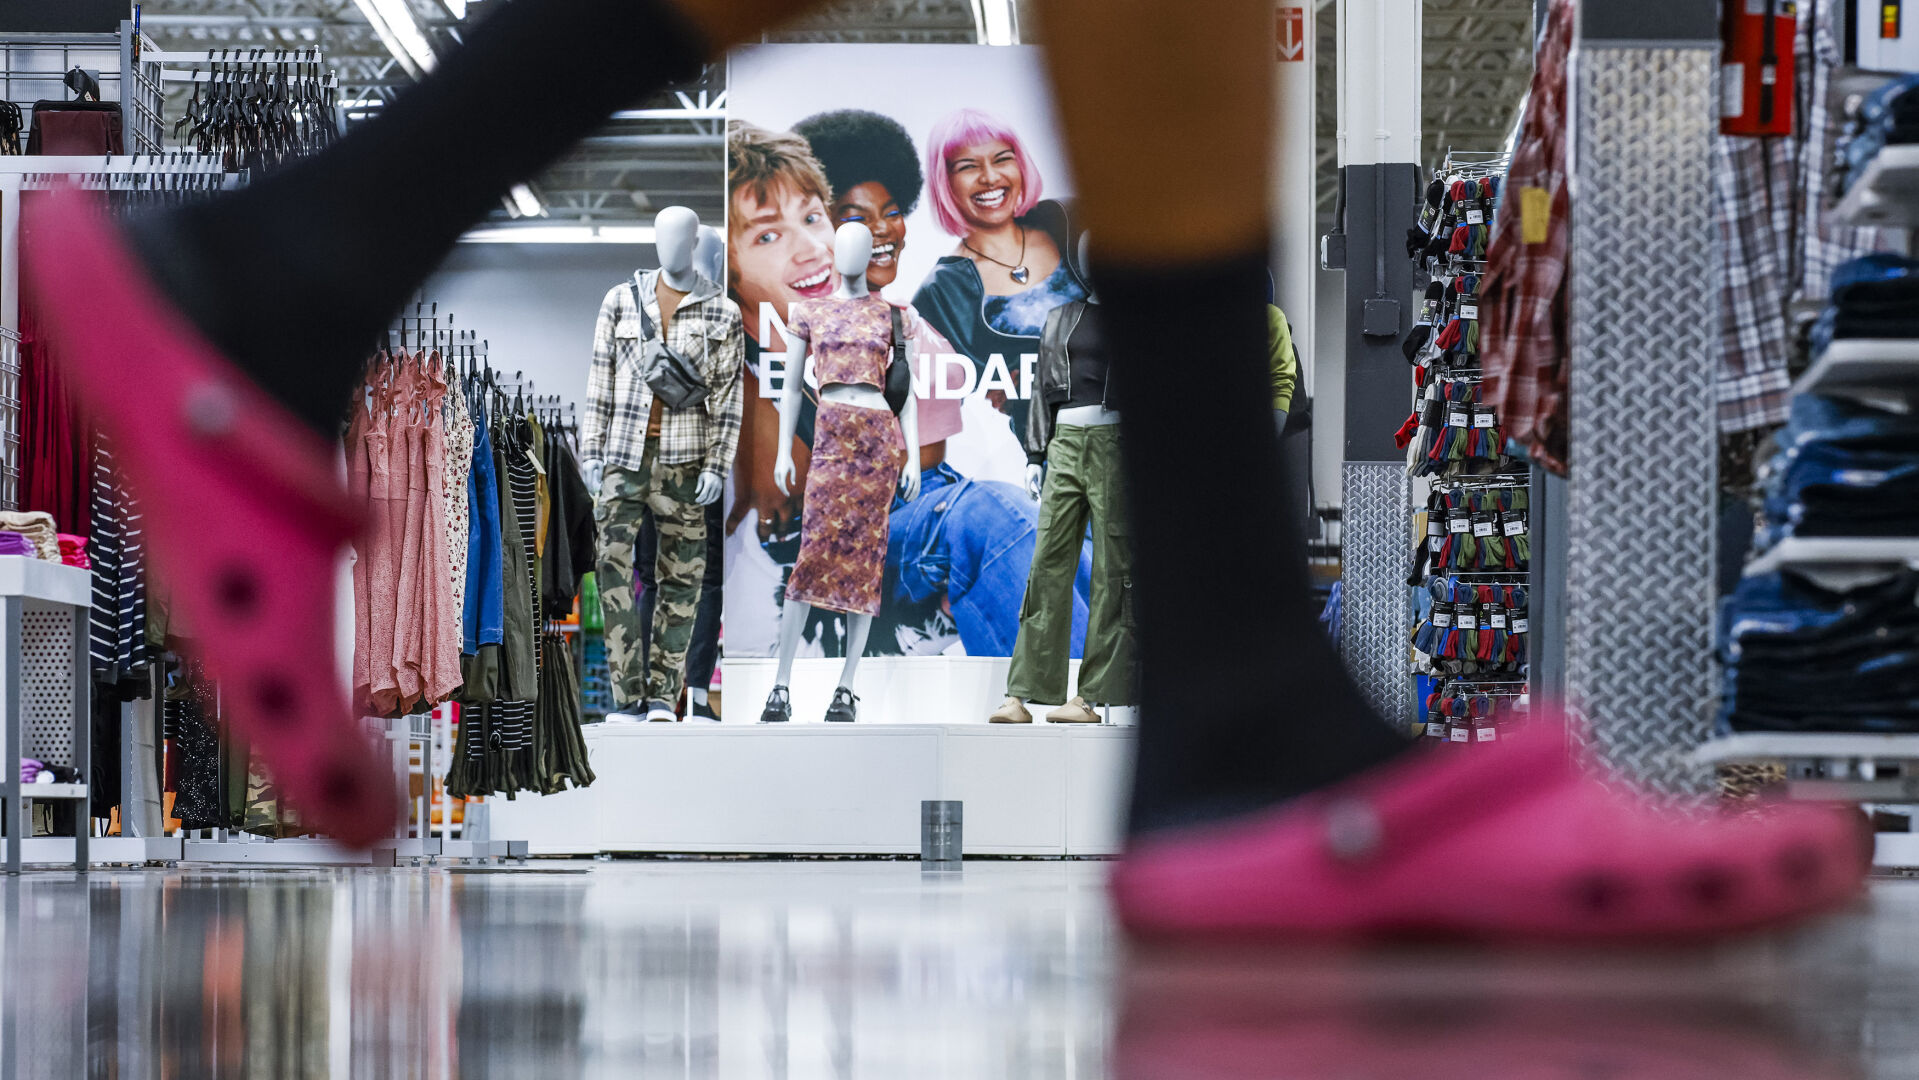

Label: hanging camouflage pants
[595,440,707,709]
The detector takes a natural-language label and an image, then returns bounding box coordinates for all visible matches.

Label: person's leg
[1034,0,1407,833]
[643,461,708,713]
[1044,0,1865,941]
[126,0,830,435]
[595,466,649,712]
[1006,431,1092,707]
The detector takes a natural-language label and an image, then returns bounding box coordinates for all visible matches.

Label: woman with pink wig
[911,108,1089,443]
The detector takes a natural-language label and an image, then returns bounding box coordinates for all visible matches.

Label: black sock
[1096,246,1411,836]
[127,0,709,435]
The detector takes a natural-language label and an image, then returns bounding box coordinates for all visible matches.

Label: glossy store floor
[3,861,1919,1079]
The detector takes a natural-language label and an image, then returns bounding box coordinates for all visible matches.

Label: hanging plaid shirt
[582,269,745,475]
[1714,133,1797,433]
[1480,0,1572,474]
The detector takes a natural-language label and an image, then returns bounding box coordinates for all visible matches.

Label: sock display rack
[1696,74,1919,868]
[1398,150,1533,748]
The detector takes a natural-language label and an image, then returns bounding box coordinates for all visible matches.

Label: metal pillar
[1331,0,1422,723]
[1564,2,1720,793]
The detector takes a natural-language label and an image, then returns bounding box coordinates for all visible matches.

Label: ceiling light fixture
[350,0,436,77]
[969,0,1017,45]
[509,183,546,218]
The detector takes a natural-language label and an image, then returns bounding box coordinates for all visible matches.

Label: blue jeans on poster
[889,462,1092,657]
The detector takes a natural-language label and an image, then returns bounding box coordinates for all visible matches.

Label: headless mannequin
[582,206,722,507]
[1024,234,1117,498]
[591,206,727,724]
[1004,235,1121,719]
[767,223,920,714]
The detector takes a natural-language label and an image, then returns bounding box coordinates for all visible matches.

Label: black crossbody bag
[629,279,711,411]
[885,306,910,414]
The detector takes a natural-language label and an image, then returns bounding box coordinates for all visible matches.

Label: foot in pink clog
[1112,721,1869,942]
[25,192,398,847]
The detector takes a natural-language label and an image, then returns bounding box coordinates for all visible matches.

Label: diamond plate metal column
[1341,462,1413,725]
[1564,20,1719,793]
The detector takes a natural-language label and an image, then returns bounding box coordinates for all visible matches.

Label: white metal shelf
[18,783,85,801]
[1793,338,1919,404]
[1745,536,1919,575]
[0,557,92,608]
[1695,732,1919,765]
[1832,145,1919,228]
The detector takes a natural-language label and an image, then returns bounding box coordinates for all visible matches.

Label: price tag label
[1465,208,1485,225]
[1426,721,1448,739]
[1490,611,1508,629]
[1476,726,1498,743]
[1472,409,1497,429]
[1431,609,1454,628]
[1459,303,1479,320]
[1449,726,1471,743]
[1447,408,1469,427]
[1503,516,1527,536]
[1457,612,1478,630]
[1449,515,1471,534]
[1511,617,1529,634]
[1428,518,1445,538]
[1473,520,1495,537]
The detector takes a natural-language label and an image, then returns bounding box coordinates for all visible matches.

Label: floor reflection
[0,863,1915,1079]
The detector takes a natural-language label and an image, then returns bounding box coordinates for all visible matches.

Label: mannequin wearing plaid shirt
[583,207,744,721]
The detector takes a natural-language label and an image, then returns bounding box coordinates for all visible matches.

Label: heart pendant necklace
[964,225,1031,286]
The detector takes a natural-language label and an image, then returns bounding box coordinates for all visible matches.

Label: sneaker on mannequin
[645,699,678,723]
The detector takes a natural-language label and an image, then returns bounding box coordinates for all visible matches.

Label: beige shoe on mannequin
[1045,697,1102,724]
[989,697,1034,724]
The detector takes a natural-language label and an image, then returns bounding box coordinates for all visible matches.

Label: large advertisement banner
[724,44,1096,660]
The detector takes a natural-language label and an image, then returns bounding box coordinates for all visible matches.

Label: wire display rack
[0,23,165,155]
[0,326,18,514]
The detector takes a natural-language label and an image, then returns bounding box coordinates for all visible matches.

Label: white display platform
[486,721,1135,858]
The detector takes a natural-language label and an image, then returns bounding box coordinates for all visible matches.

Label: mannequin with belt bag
[759,222,919,724]
[582,206,745,723]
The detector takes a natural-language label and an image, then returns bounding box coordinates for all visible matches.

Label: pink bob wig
[925,108,1043,237]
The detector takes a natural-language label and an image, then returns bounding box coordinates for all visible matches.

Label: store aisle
[1,862,1918,1078]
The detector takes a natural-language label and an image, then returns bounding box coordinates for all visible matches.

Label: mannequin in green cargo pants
[991,279,1134,725]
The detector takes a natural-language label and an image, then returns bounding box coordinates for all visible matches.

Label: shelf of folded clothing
[1746,536,1919,576]
[0,556,90,608]
[1696,732,1919,764]
[1792,338,1919,405]
[14,783,87,801]
[1833,145,1919,227]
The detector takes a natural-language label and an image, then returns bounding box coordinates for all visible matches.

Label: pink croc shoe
[25,192,398,847]
[1112,720,1869,943]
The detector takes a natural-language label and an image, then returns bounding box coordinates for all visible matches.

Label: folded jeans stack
[1807,253,1919,357]
[1756,393,1919,549]
[1721,567,1919,733]
[1837,73,1919,196]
